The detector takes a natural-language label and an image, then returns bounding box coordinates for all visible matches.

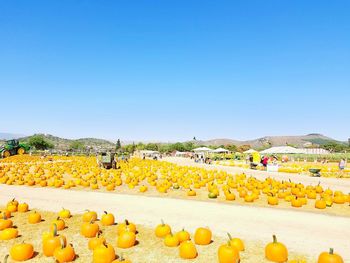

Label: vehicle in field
[0,139,30,158]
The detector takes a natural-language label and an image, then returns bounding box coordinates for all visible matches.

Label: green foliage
[70,141,85,150]
[28,135,54,150]
[321,142,349,153]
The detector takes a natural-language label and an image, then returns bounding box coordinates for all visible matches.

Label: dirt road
[164,157,350,192]
[1,184,349,261]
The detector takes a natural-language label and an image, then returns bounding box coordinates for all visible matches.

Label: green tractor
[0,139,30,158]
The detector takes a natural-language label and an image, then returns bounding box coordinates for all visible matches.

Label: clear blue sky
[1,1,349,141]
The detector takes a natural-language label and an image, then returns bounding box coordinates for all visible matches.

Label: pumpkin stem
[161,219,165,226]
[125,219,129,225]
[52,223,58,236]
[104,211,108,215]
[329,248,334,255]
[60,236,65,249]
[272,235,277,243]
[227,232,233,241]
[4,254,9,263]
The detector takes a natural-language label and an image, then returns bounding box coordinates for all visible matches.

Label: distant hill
[195,134,344,149]
[1,132,345,151]
[17,134,115,150]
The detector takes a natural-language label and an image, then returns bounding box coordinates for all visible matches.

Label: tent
[243,149,257,154]
[210,147,229,153]
[193,147,212,152]
[260,146,304,154]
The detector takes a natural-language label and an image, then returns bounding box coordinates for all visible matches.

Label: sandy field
[0,184,349,262]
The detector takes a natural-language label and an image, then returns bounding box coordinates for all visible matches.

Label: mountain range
[0,132,346,150]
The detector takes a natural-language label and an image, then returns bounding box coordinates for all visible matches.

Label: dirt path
[1,184,349,261]
[164,157,350,192]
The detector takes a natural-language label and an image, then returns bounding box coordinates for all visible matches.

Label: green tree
[116,139,121,151]
[28,135,54,150]
[70,141,85,151]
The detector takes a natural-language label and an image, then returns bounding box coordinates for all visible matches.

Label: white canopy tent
[210,147,229,153]
[243,149,257,154]
[260,146,304,154]
[193,147,212,152]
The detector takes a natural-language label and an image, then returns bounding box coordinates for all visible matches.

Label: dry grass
[0,208,310,263]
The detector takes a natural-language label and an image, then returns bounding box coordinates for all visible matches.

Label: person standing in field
[339,158,346,171]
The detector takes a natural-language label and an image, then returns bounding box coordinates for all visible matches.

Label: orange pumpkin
[117,228,136,248]
[101,211,115,226]
[54,238,76,263]
[28,211,42,224]
[227,233,245,251]
[265,235,288,262]
[81,220,99,238]
[318,248,344,263]
[93,243,116,263]
[43,224,67,257]
[117,220,136,235]
[218,243,240,263]
[0,214,13,230]
[17,202,29,213]
[51,217,66,231]
[155,220,171,238]
[194,227,212,245]
[179,240,197,259]
[83,210,98,222]
[0,210,11,219]
[59,208,71,218]
[0,227,18,240]
[164,232,180,247]
[10,243,34,261]
[315,199,327,209]
[88,233,106,250]
[176,228,191,243]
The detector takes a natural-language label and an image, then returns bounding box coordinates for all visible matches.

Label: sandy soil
[164,157,350,192]
[0,184,349,262]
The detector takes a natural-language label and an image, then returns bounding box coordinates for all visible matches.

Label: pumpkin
[317,248,344,263]
[315,199,327,209]
[117,228,136,248]
[89,233,106,250]
[83,210,98,222]
[218,243,240,263]
[10,243,34,261]
[51,217,66,231]
[28,211,42,224]
[0,214,13,230]
[155,220,171,238]
[7,198,18,207]
[225,191,236,201]
[93,243,116,263]
[17,202,29,213]
[291,197,302,208]
[179,240,197,259]
[6,203,17,213]
[0,227,18,240]
[43,224,67,257]
[164,232,180,247]
[187,189,196,196]
[101,211,115,226]
[54,238,76,263]
[81,220,99,238]
[268,195,279,206]
[176,228,191,243]
[227,233,245,251]
[194,227,212,245]
[265,235,288,262]
[117,220,136,235]
[208,192,218,199]
[59,208,71,218]
[1,210,11,219]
